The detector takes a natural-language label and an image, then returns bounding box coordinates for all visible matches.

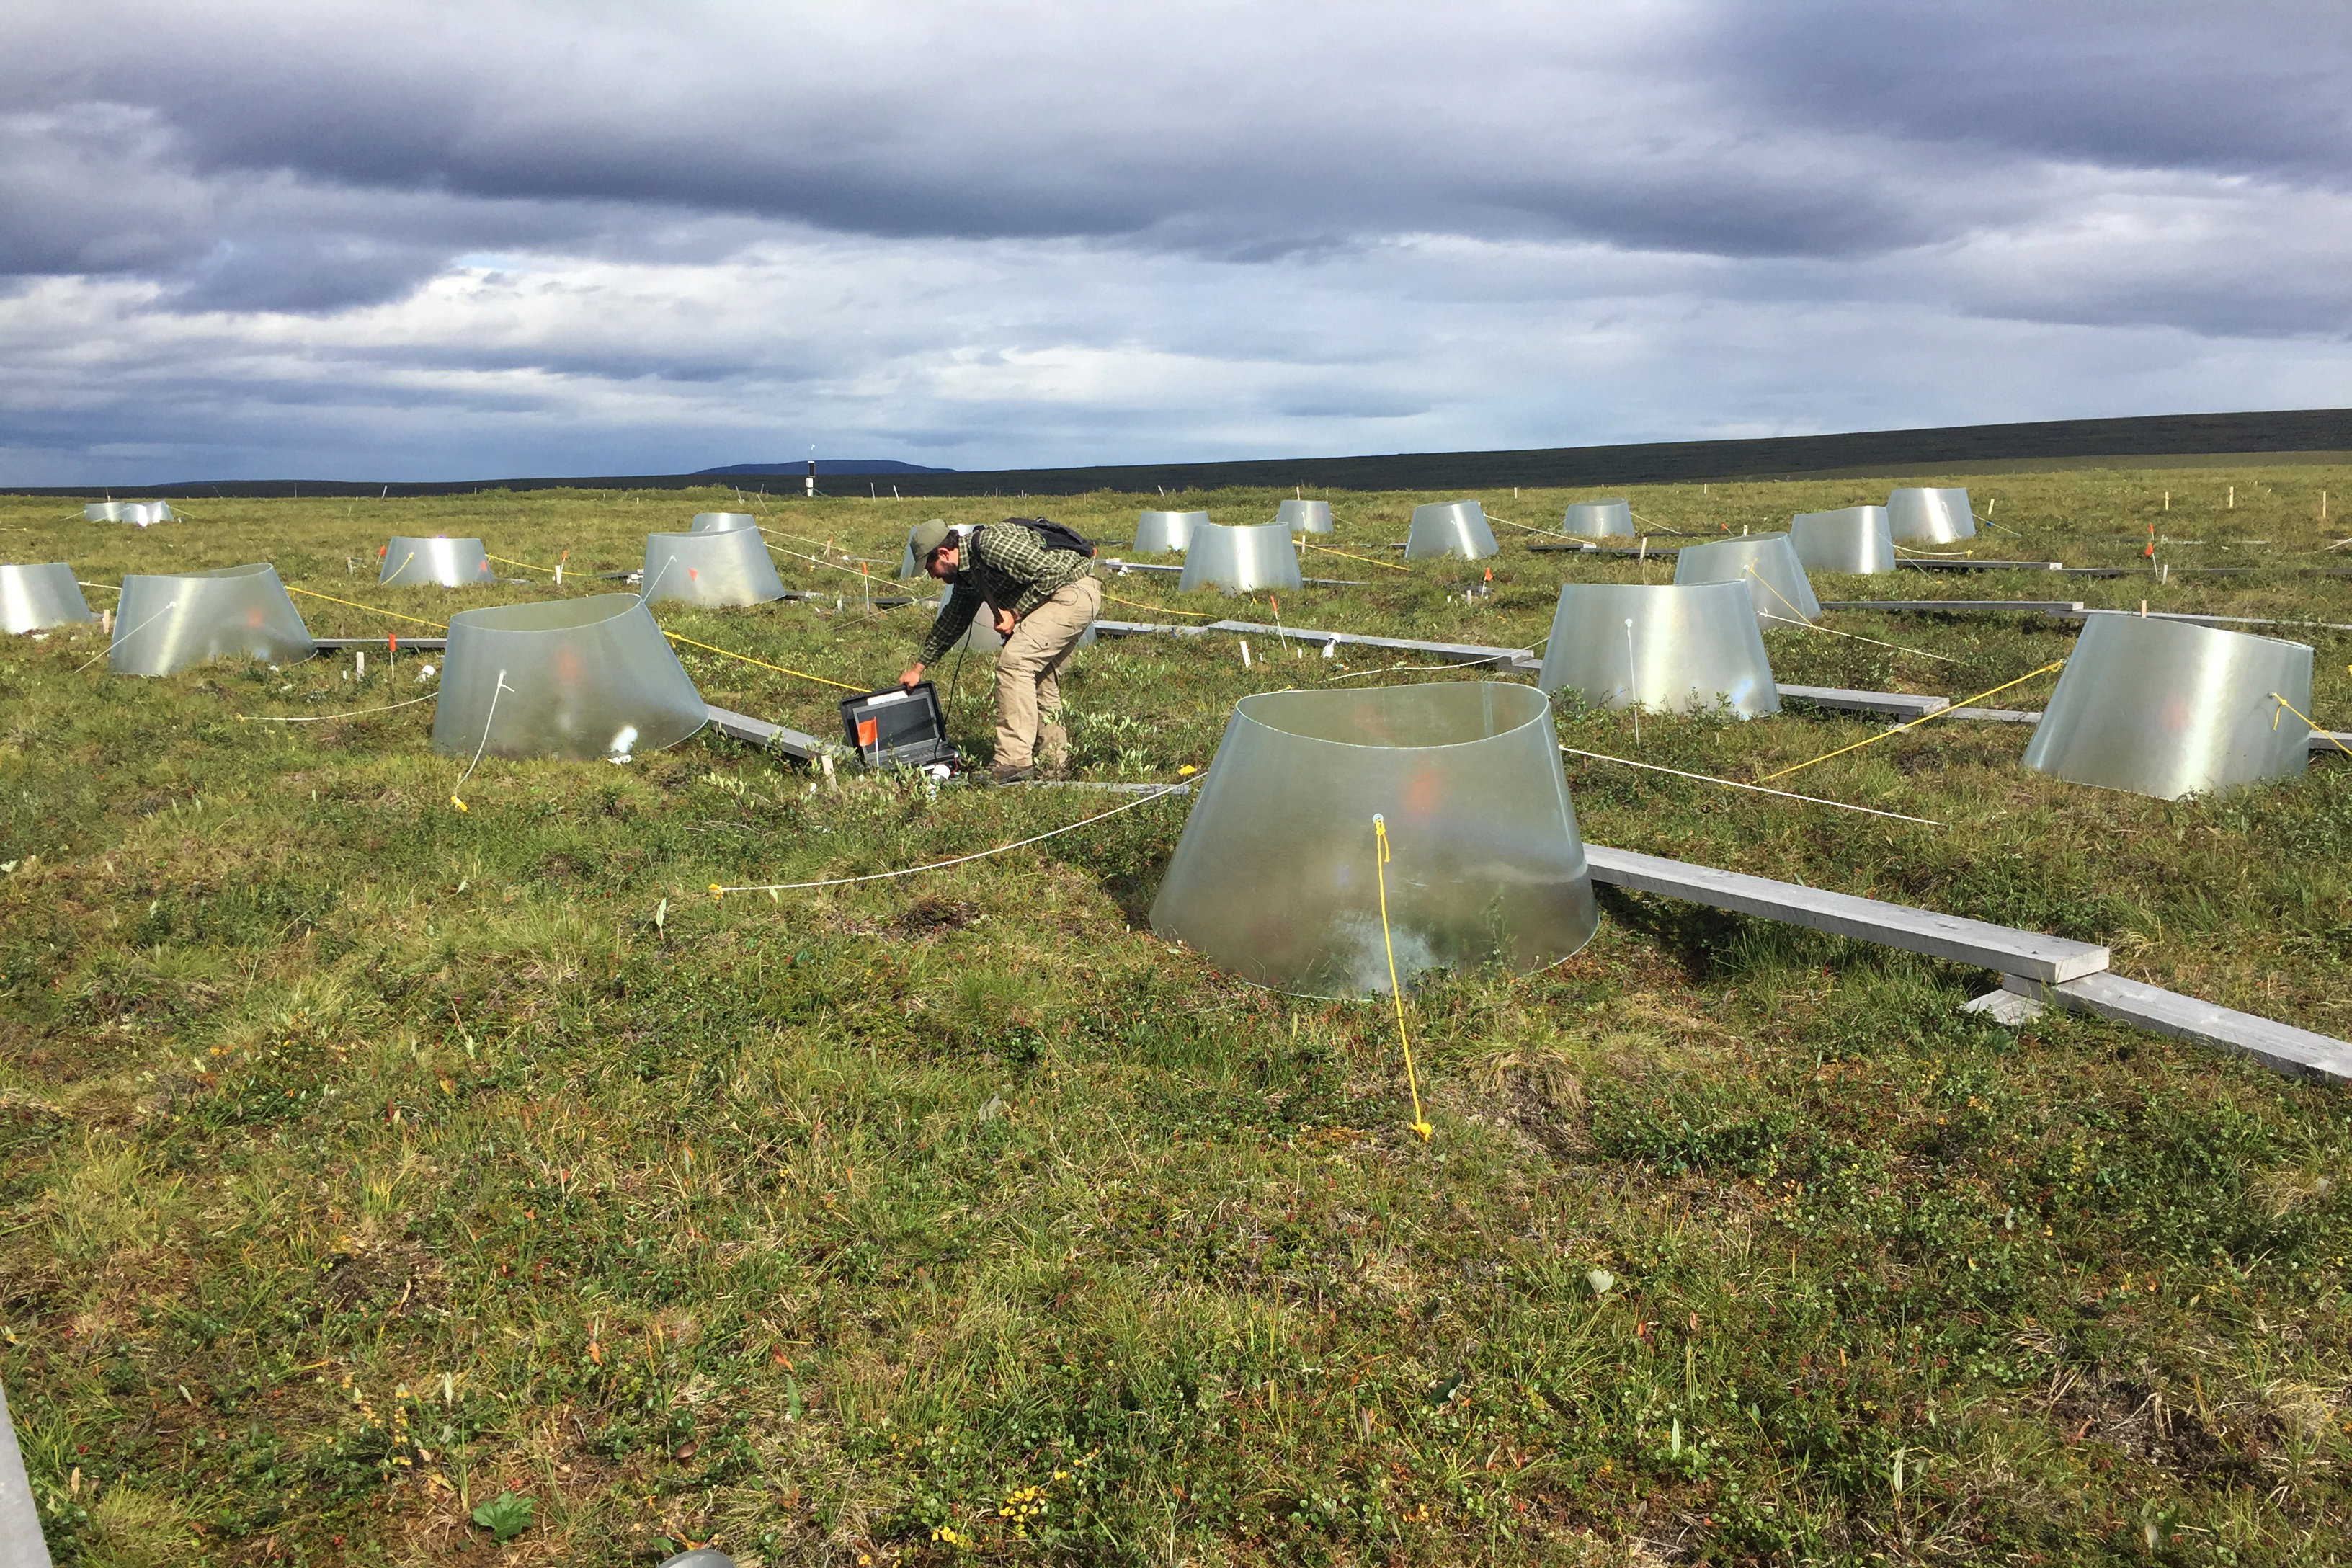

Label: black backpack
[1002,516,1097,558]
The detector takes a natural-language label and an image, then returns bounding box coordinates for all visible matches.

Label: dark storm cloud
[1709,1,2352,187]
[4,1,2350,484]
[12,2,2345,281]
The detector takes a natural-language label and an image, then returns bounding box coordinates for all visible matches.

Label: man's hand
[898,664,925,689]
[992,607,1019,637]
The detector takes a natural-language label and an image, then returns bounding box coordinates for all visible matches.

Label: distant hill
[697,460,955,476]
[24,409,2351,500]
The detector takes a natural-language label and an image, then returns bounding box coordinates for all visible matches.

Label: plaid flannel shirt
[917,522,1095,664]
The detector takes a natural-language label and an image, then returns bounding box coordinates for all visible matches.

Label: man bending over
[899,517,1102,783]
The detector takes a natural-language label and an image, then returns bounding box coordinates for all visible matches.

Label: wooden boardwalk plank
[1820,600,2088,617]
[1582,844,2111,981]
[1900,558,2064,572]
[314,636,449,650]
[704,703,825,762]
[2004,972,2352,1082]
[1777,685,1950,720]
[1205,621,1531,664]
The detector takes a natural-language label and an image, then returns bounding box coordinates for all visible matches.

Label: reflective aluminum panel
[1276,499,1333,534]
[1561,499,1634,538]
[1672,533,1821,628]
[1152,682,1598,996]
[432,594,705,761]
[1,563,97,634]
[1791,507,1895,574]
[2022,613,2315,800]
[110,564,315,677]
[1887,487,1975,545]
[86,501,173,525]
[692,512,756,533]
[1178,521,1303,593]
[1135,509,1209,554]
[1405,500,1498,560]
[380,535,496,588]
[642,528,788,607]
[1535,582,1779,718]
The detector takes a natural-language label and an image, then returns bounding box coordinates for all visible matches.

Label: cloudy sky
[4,0,2350,484]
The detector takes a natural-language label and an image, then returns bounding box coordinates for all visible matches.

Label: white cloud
[2,0,2349,481]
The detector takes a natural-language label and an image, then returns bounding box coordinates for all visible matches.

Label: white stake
[1624,618,1639,744]
[355,650,365,680]
[1239,638,1252,669]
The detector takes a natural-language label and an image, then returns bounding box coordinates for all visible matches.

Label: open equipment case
[842,681,960,777]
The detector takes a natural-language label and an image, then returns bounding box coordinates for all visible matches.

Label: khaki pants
[992,575,1100,769]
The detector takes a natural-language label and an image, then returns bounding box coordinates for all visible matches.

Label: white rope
[450,670,512,810]
[1560,745,1943,825]
[757,525,893,565]
[76,598,176,672]
[713,783,1188,896]
[637,556,674,603]
[239,691,438,723]
[760,530,899,583]
[1326,661,1491,681]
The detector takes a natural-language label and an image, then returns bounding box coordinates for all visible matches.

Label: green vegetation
[1,468,2348,1565]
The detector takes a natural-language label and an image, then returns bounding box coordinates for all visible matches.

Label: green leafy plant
[470,1490,535,1542]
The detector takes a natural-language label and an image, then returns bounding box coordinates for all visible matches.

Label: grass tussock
[1,469,2350,1564]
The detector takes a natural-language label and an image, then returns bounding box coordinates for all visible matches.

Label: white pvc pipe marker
[0,1378,53,1568]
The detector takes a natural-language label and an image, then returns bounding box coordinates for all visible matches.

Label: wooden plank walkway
[1583,845,2111,982]
[1820,600,2088,618]
[1583,842,2349,1080]
[1205,621,1532,665]
[1824,600,2352,633]
[1777,685,1949,721]
[314,636,449,650]
[1900,558,2065,572]
[2003,972,2352,1082]
[703,704,826,762]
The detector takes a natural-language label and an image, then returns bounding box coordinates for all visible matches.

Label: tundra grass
[1,468,2348,1566]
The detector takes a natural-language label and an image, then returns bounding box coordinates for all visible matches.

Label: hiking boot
[985,763,1035,786]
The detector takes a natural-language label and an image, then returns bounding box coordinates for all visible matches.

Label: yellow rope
[758,525,892,565]
[485,553,556,575]
[1756,661,2065,783]
[711,783,1188,896]
[658,629,863,692]
[1559,744,1943,825]
[1745,565,1959,664]
[1101,591,1217,619]
[1371,815,1433,1143]
[239,692,439,723]
[762,534,899,583]
[1302,539,1412,574]
[2272,692,2352,759]
[286,586,448,631]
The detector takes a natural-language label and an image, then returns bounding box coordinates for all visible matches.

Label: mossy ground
[1,469,2348,1565]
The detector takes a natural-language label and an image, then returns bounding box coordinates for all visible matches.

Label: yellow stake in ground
[1372,814,1433,1142]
